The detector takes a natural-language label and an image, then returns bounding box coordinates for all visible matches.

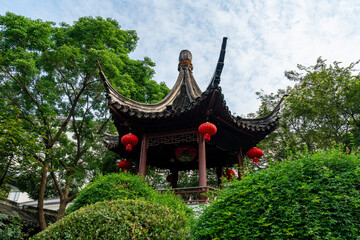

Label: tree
[254,58,360,161]
[192,149,360,239]
[0,12,169,229]
[0,100,40,197]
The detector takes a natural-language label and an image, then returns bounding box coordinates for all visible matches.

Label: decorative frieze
[148,132,198,147]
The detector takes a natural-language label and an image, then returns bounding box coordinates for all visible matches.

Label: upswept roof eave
[97,60,186,113]
[205,37,227,91]
[109,89,211,121]
[229,95,287,133]
[209,88,284,134]
[236,95,287,123]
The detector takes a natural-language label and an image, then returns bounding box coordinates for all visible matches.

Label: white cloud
[2,0,360,115]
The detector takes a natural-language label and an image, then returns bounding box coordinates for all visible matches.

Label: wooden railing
[157,186,219,204]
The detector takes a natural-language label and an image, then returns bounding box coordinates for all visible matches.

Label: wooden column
[237,148,244,180]
[138,133,148,177]
[170,169,179,188]
[198,134,207,187]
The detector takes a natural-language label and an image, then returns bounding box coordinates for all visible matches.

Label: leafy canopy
[0,100,40,196]
[254,58,360,161]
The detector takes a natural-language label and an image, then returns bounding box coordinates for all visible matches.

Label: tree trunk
[38,162,49,230]
[57,197,67,220]
[52,171,78,220]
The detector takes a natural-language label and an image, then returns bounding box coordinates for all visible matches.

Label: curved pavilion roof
[99,37,284,156]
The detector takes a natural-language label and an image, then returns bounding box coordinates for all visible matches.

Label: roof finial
[178,50,193,71]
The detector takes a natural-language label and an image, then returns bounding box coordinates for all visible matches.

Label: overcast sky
[2,0,360,115]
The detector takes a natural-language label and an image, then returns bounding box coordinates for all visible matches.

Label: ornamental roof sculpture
[98,37,284,157]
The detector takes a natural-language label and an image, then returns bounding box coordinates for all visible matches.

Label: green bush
[33,199,190,239]
[0,213,27,240]
[192,150,360,239]
[66,172,190,215]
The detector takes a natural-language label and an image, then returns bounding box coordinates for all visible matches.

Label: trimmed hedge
[192,150,360,239]
[33,199,190,239]
[66,172,190,215]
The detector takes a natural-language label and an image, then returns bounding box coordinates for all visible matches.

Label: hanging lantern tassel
[126,145,132,152]
[247,147,263,163]
[198,122,217,141]
[121,133,139,152]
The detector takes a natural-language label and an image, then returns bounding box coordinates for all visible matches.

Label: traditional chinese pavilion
[98,38,283,197]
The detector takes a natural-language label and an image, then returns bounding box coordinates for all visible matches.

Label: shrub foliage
[66,172,189,215]
[192,150,360,239]
[0,213,27,240]
[33,199,190,239]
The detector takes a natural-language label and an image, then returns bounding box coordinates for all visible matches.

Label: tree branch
[3,68,52,146]
[0,158,12,187]
[74,148,87,166]
[97,116,111,134]
[50,74,94,148]
[43,51,76,94]
[50,171,63,197]
[6,95,35,126]
[66,193,78,203]
[58,159,68,171]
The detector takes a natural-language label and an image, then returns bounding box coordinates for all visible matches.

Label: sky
[2,0,360,116]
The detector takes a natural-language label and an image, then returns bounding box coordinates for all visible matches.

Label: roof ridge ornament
[178,50,193,71]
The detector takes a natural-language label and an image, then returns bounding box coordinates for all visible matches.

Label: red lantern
[121,133,138,152]
[198,122,217,141]
[247,147,263,163]
[118,160,132,172]
[223,169,235,182]
[175,146,198,162]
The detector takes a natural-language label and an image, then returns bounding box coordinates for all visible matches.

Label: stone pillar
[237,148,244,180]
[138,133,148,177]
[198,134,207,187]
